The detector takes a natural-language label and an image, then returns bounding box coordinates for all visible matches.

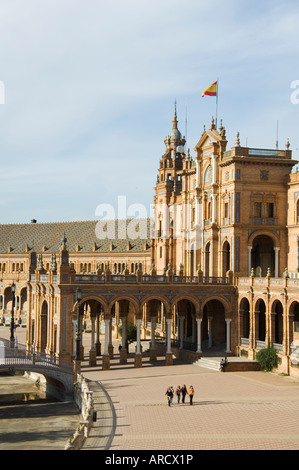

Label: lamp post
[10,282,16,348]
[75,287,82,362]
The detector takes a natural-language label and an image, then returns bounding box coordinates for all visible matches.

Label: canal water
[0,327,81,450]
[0,372,81,450]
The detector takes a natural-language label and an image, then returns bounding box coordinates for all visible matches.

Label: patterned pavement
[81,339,299,451]
[2,328,299,451]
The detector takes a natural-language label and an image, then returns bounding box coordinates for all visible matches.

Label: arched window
[207,201,211,220]
[204,165,213,185]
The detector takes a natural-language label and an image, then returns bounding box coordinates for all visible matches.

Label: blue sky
[0,0,299,224]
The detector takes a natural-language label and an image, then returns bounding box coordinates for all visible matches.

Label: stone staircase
[193,355,261,372]
[193,357,221,371]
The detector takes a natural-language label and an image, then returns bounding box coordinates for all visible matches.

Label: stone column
[196,160,200,187]
[120,316,127,364]
[165,318,173,365]
[211,194,217,224]
[248,246,252,276]
[95,312,101,356]
[135,319,142,368]
[179,316,184,349]
[274,247,280,278]
[89,316,96,366]
[108,317,114,358]
[72,320,76,357]
[102,318,110,370]
[269,312,276,347]
[191,314,196,343]
[225,318,232,353]
[150,317,157,361]
[196,318,202,354]
[79,314,84,361]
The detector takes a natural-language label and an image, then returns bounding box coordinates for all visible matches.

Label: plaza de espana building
[1,106,299,377]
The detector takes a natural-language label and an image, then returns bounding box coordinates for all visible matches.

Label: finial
[286,138,290,149]
[173,100,178,129]
[60,232,67,250]
[235,132,240,146]
[210,116,215,130]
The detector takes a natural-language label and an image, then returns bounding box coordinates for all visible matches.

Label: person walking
[181,384,187,404]
[176,385,181,404]
[188,385,195,405]
[165,387,174,406]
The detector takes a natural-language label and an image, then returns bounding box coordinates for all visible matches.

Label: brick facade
[1,109,299,377]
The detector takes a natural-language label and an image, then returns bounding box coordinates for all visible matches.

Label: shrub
[256,345,278,371]
[118,322,137,343]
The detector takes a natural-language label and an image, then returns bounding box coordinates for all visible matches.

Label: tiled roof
[0,219,152,255]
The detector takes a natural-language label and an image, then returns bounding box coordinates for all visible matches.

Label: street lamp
[75,287,82,361]
[10,282,16,348]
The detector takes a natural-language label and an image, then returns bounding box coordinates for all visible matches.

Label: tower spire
[172,100,178,129]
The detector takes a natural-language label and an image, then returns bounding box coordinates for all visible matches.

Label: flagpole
[185,106,187,147]
[215,77,219,129]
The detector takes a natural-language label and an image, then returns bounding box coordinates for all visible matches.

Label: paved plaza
[81,340,299,451]
[1,326,299,451]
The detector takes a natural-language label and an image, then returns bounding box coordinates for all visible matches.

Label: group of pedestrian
[165,384,195,406]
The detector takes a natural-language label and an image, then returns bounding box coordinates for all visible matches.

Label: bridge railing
[0,338,73,373]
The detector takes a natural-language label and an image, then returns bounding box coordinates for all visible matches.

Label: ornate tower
[152,103,187,274]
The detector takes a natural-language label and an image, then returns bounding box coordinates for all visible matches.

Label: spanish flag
[202,81,217,97]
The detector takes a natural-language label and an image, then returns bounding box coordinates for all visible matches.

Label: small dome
[169,127,182,141]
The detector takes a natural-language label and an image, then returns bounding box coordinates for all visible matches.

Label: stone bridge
[0,339,75,400]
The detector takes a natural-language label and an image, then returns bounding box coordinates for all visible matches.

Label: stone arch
[222,239,231,275]
[175,298,197,342]
[20,286,28,318]
[254,298,266,342]
[140,295,171,332]
[204,240,211,277]
[248,230,279,248]
[108,295,140,320]
[201,297,230,351]
[239,296,250,339]
[3,285,14,312]
[270,298,284,345]
[248,231,279,277]
[140,294,171,317]
[73,294,108,316]
[201,295,232,318]
[289,300,299,348]
[171,294,200,317]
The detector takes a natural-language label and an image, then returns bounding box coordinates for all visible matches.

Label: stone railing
[65,374,94,450]
[238,274,299,289]
[75,272,232,285]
